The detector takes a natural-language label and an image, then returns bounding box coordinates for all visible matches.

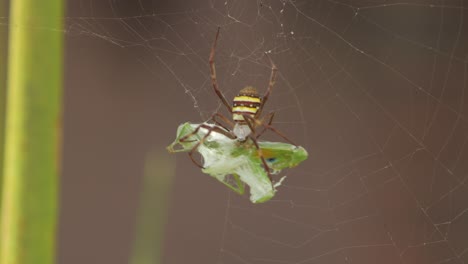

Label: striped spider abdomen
[232,86,261,122]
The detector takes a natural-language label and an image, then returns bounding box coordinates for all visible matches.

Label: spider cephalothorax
[179,27,296,184]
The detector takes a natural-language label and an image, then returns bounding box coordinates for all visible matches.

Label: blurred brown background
[60,0,468,263]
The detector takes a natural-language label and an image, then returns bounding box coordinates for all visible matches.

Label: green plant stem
[0,0,9,217]
[130,152,175,264]
[0,0,64,263]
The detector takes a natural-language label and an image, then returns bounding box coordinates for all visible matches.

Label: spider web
[9,0,468,263]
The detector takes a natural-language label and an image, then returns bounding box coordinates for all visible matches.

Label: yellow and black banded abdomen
[232,92,261,122]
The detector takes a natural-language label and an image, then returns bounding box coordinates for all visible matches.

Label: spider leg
[180,121,235,169]
[255,111,297,146]
[179,123,212,168]
[209,27,232,113]
[212,112,235,131]
[179,114,235,143]
[256,53,278,118]
[242,114,274,184]
[261,123,297,146]
[179,124,204,143]
[248,134,275,184]
[187,124,236,169]
[187,127,215,169]
[240,114,257,138]
[256,111,275,139]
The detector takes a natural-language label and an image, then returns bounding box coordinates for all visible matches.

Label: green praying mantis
[167,122,308,203]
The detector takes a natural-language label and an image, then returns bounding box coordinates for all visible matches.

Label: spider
[179,27,296,183]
